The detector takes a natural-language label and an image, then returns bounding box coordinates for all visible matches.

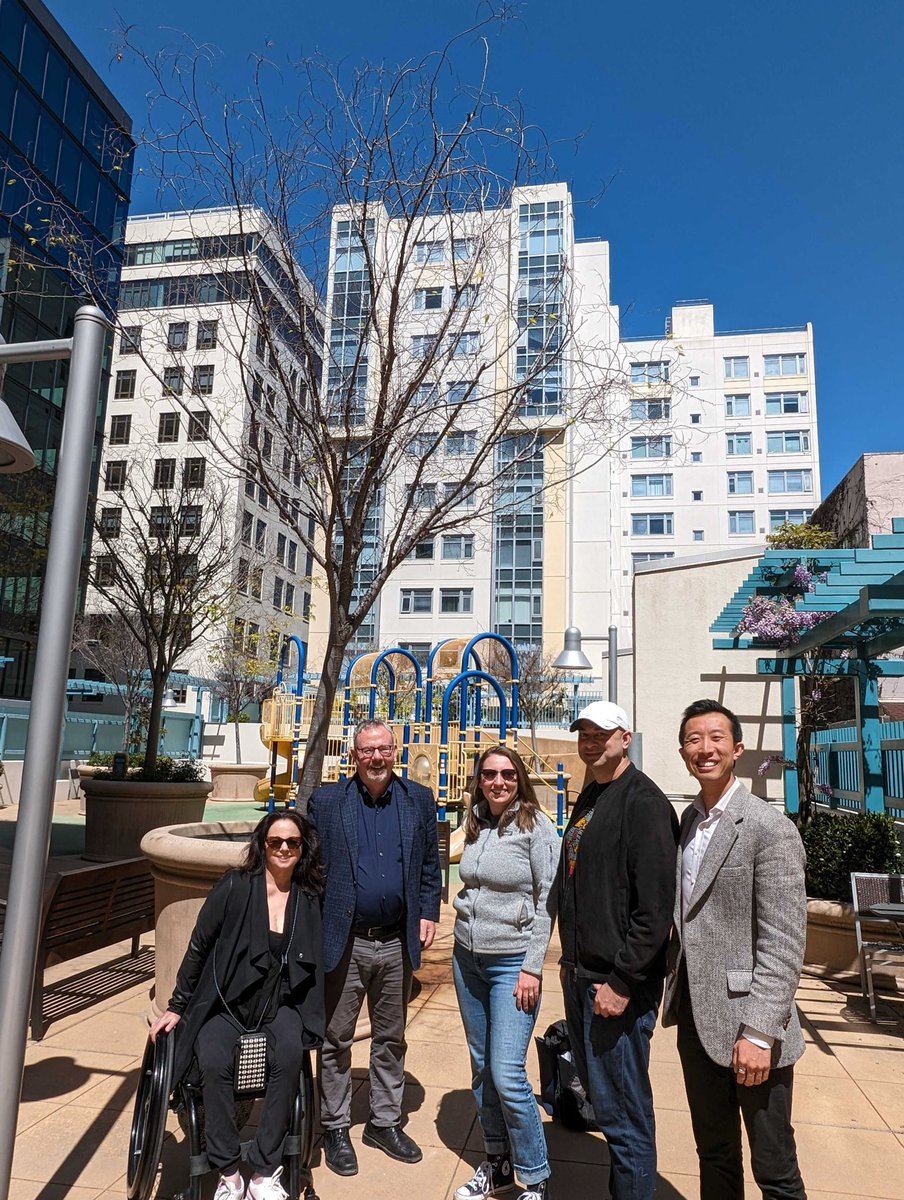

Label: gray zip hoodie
[453,803,560,976]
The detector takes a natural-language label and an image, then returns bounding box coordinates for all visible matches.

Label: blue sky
[67,0,904,495]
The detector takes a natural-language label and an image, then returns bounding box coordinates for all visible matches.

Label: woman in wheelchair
[149,812,325,1200]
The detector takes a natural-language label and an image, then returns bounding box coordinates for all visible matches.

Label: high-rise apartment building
[310,182,820,675]
[0,0,134,697]
[89,208,315,684]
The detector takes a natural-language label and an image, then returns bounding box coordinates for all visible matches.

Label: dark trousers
[563,973,659,1200]
[676,996,807,1199]
[196,1007,305,1176]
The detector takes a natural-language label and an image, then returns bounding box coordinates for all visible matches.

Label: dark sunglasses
[479,768,518,783]
[265,835,302,850]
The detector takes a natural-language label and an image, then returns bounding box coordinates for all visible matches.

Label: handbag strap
[213,888,300,1034]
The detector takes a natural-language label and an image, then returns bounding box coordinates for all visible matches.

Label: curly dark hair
[241,810,325,896]
[462,745,542,844]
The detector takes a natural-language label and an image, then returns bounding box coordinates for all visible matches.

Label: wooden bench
[0,857,155,1040]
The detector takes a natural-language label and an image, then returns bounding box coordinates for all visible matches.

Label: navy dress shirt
[354,777,405,928]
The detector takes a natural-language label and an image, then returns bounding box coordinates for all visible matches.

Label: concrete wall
[633,550,787,799]
[813,452,904,548]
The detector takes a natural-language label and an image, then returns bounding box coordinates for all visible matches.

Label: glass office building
[0,0,133,697]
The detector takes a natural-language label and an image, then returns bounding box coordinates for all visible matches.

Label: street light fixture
[553,626,593,723]
[0,345,37,472]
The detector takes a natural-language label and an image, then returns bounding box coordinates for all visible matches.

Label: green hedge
[799,811,903,902]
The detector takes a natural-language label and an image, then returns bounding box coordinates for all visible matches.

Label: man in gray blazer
[663,699,807,1200]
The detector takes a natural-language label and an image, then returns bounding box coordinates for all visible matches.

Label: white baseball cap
[570,701,631,733]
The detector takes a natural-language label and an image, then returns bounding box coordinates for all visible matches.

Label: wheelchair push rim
[127,1028,174,1200]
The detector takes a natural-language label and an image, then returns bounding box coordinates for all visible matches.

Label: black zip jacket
[555,762,679,996]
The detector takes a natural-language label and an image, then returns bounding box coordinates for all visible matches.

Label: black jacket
[167,869,325,1085]
[555,762,679,996]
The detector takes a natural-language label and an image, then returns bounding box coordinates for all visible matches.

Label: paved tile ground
[3,800,904,1199]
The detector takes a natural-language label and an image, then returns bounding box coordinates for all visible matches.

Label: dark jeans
[563,973,659,1200]
[196,1007,305,1175]
[676,999,807,1199]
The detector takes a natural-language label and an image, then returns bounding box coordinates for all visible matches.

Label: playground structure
[257,634,571,853]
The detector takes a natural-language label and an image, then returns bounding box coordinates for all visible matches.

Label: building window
[690,413,701,425]
[283,583,295,615]
[105,460,127,491]
[109,415,131,445]
[447,381,474,405]
[158,412,180,443]
[692,490,703,501]
[120,326,141,354]
[724,394,751,418]
[630,436,672,459]
[452,237,474,261]
[630,397,671,420]
[99,507,121,538]
[192,364,215,394]
[450,331,479,357]
[766,391,808,415]
[242,511,253,545]
[167,322,188,351]
[726,432,752,456]
[273,576,285,610]
[414,240,444,263]
[631,473,672,497]
[413,484,437,508]
[767,429,810,454]
[400,588,433,614]
[693,529,704,541]
[689,375,701,386]
[446,429,477,455]
[442,534,474,560]
[411,334,438,360]
[398,641,431,665]
[440,587,473,614]
[188,410,210,441]
[149,506,172,538]
[408,539,435,560]
[255,519,267,552]
[723,356,749,379]
[183,458,206,488]
[691,451,702,463]
[255,327,267,358]
[443,480,474,507]
[631,552,674,570]
[768,469,812,494]
[287,541,298,572]
[413,287,444,311]
[163,366,184,397]
[630,361,670,384]
[154,458,176,489]
[113,369,136,400]
[770,508,812,530]
[727,471,754,495]
[728,510,756,535]
[94,556,117,587]
[631,512,673,536]
[196,319,218,349]
[459,284,480,308]
[179,505,203,537]
[412,384,439,408]
[764,352,806,376]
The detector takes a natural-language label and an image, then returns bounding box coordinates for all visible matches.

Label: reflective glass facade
[0,0,133,697]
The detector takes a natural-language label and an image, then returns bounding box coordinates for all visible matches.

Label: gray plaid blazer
[662,782,807,1069]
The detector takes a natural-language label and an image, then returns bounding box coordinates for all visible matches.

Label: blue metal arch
[424,639,482,729]
[461,633,520,728]
[369,648,424,723]
[440,670,509,742]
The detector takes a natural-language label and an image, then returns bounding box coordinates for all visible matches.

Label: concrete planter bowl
[804,897,904,990]
[81,777,213,863]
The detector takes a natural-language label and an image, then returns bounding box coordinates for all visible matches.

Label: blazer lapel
[674,805,697,925]
[396,777,415,891]
[686,792,742,914]
[340,778,359,880]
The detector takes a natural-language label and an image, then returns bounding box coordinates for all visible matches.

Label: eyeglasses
[265,836,302,851]
[355,745,395,757]
[479,768,518,783]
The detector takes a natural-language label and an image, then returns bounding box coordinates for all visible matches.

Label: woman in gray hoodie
[452,744,560,1200]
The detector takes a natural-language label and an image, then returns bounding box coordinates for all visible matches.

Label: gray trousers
[319,933,412,1128]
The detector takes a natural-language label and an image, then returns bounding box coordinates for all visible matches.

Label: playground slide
[254,736,300,806]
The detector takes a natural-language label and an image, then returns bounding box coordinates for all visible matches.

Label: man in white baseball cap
[552,700,678,1199]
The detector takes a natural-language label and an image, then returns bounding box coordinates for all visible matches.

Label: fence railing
[814,720,904,819]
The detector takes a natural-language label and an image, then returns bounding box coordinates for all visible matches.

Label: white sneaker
[515,1181,549,1200]
[246,1166,288,1200]
[455,1155,515,1199]
[214,1176,243,1200]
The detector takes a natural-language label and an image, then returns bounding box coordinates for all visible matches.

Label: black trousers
[676,995,806,1200]
[195,1007,305,1175]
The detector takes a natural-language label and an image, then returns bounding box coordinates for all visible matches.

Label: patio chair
[850,872,904,1021]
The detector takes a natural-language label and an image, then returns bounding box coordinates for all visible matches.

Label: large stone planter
[208,762,269,800]
[804,898,904,990]
[82,778,212,862]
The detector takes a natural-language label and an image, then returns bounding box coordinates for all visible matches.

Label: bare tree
[71,613,149,752]
[208,616,287,763]
[482,641,571,765]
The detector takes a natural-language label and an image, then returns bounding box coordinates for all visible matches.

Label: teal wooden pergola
[710,517,904,815]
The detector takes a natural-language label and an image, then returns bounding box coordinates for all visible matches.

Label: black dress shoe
[323,1126,358,1176]
[362,1120,423,1163]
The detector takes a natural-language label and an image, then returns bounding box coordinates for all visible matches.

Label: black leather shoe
[323,1126,358,1176]
[362,1120,423,1163]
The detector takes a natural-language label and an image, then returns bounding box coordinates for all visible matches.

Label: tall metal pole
[607,624,618,703]
[0,307,108,1199]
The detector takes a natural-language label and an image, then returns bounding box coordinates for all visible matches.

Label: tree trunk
[234,711,242,764]
[297,639,346,807]
[143,675,166,775]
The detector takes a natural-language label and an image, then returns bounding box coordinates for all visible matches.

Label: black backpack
[534,1019,598,1132]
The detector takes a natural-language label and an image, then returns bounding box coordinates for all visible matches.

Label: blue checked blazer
[307,774,442,973]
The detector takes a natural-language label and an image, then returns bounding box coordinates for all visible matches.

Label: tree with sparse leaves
[71,613,149,753]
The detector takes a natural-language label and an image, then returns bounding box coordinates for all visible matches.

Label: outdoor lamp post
[0,307,109,1200]
[553,626,593,721]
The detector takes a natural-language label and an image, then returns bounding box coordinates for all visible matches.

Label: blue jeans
[453,942,550,1186]
[563,973,659,1200]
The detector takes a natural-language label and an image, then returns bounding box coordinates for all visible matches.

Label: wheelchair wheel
[285,1050,317,1200]
[127,1030,174,1200]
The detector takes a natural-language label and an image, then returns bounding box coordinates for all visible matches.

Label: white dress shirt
[681,778,773,1050]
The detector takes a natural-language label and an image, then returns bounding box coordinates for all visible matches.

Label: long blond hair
[462,745,541,844]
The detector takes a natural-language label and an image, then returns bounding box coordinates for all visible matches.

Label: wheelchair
[127,1029,318,1200]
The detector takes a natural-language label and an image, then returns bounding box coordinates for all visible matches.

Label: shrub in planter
[799,811,903,902]
[91,755,207,783]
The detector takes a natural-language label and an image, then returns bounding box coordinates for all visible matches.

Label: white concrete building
[88,208,314,706]
[311,182,821,683]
